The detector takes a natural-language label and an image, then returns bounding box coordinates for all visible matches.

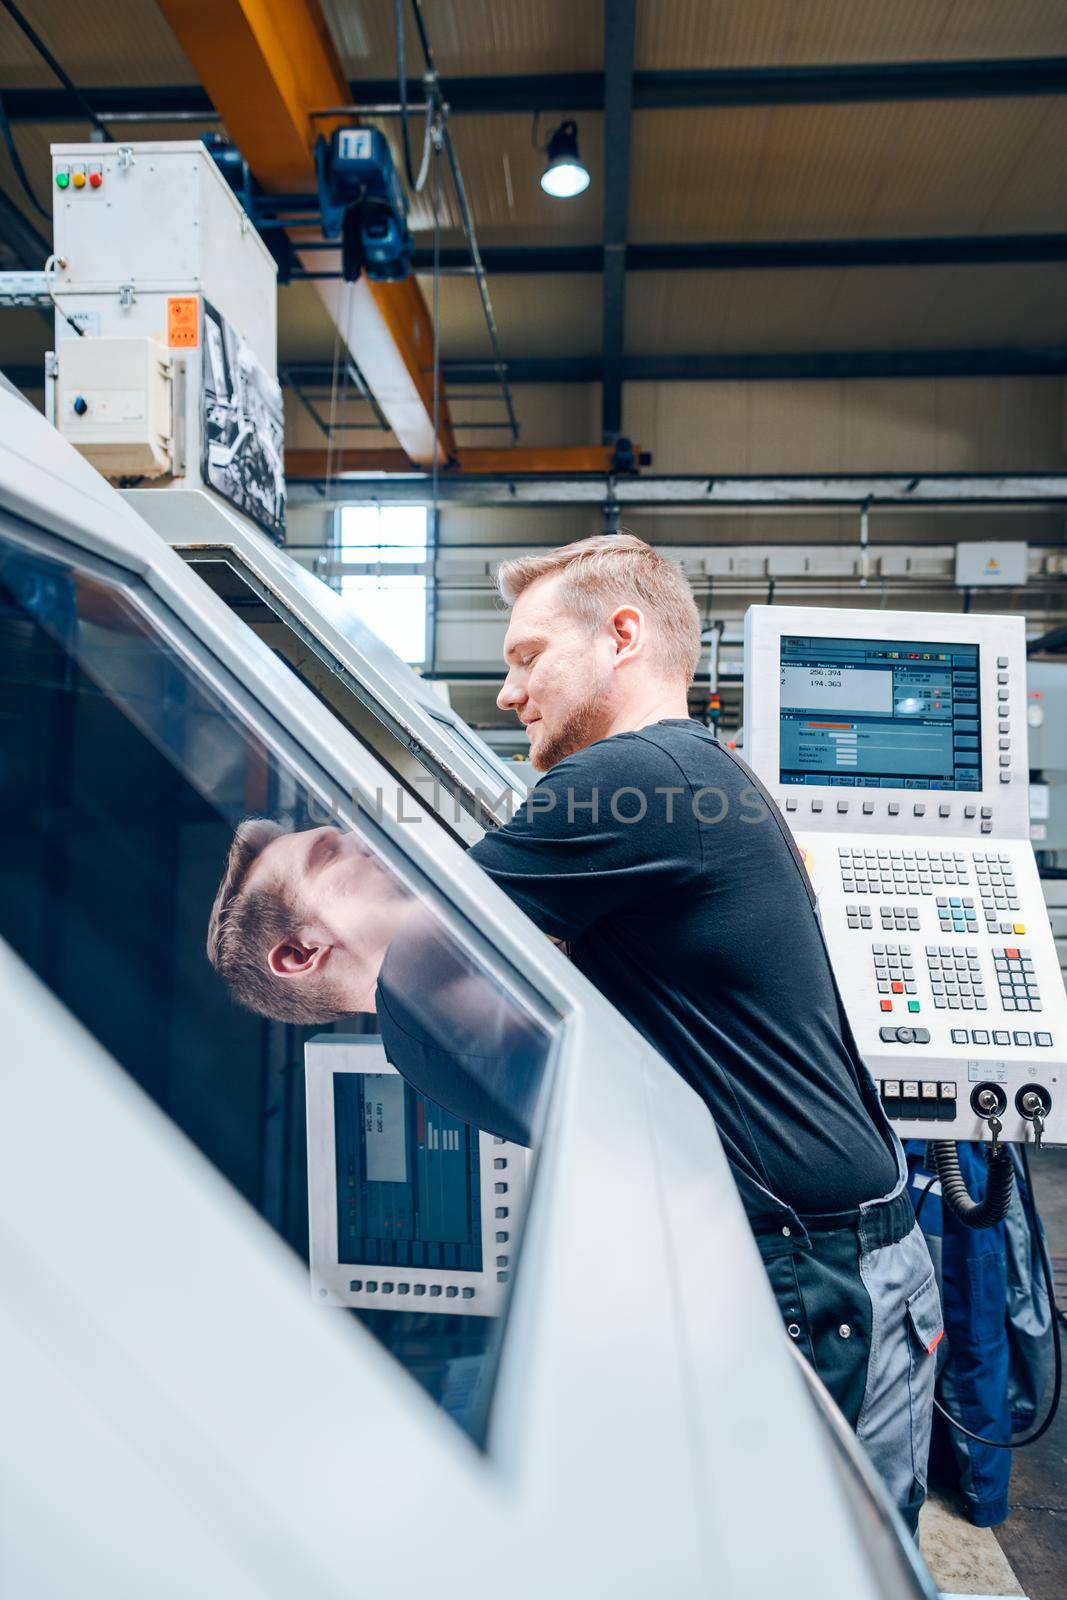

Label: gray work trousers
[755,1167,942,1534]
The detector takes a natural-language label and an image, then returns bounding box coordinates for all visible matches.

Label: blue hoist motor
[315,127,413,284]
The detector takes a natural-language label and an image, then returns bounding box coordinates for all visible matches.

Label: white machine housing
[306,1036,528,1317]
[745,605,1064,1145]
[49,140,277,491]
[0,387,939,1600]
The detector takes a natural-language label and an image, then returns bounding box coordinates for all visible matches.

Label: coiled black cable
[932,1138,1015,1229]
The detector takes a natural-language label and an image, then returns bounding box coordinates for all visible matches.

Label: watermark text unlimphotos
[304,778,769,831]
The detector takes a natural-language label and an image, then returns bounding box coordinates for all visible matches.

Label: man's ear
[266,931,332,979]
[609,604,644,663]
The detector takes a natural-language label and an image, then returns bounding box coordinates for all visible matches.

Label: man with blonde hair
[208,531,936,1531]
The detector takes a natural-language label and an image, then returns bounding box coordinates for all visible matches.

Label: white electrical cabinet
[57,334,175,477]
[49,141,282,536]
[51,141,277,370]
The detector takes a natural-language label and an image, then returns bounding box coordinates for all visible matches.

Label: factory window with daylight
[338,504,429,665]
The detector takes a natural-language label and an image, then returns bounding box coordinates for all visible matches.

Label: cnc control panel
[306,1036,529,1317]
[745,607,1064,1147]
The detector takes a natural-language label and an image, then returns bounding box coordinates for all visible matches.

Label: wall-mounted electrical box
[57,335,175,478]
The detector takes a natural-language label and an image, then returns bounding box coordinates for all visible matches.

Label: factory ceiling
[2,0,1067,462]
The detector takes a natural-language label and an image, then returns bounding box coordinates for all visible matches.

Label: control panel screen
[334,1073,483,1272]
[779,635,982,790]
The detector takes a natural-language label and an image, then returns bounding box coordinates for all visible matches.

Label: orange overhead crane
[156,0,632,479]
[156,0,453,468]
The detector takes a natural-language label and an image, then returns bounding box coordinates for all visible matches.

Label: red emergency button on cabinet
[880,999,893,1012]
[891,980,904,994]
[89,169,103,189]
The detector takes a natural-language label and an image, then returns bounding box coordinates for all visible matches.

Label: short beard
[532,698,607,771]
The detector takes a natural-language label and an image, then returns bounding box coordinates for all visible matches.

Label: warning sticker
[167,296,199,348]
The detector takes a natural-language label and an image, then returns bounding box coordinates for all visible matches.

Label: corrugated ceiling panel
[622,376,1066,474]
[0,120,222,263]
[278,281,350,364]
[322,0,602,79]
[414,271,601,360]
[625,263,1067,356]
[637,0,1067,70]
[0,0,196,86]
[630,98,1067,240]
[620,508,1067,548]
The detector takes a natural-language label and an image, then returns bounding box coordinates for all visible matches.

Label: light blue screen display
[779,635,982,791]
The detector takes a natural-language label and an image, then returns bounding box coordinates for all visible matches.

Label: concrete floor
[919,1147,1067,1600]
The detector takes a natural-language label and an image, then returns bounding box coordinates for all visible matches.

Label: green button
[908,1000,920,1013]
[55,171,70,189]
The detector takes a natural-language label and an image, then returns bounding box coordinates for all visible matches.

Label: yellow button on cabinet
[71,170,86,189]
[1013,922,1026,935]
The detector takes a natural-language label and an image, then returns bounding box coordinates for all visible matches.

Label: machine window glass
[0,517,554,1445]
[779,634,982,791]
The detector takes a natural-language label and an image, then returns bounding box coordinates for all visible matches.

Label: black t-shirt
[469,720,898,1218]
[375,912,550,1148]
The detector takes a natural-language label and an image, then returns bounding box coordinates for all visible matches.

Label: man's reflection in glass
[208,821,545,1145]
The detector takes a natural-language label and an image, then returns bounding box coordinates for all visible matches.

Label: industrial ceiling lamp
[540,119,590,198]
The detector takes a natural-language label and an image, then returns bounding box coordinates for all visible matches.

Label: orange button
[880,1000,893,1012]
[71,169,86,189]
[891,981,904,994]
[1005,947,1020,959]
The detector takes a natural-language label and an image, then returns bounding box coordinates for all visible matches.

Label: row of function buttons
[788,797,1007,822]
[880,1079,956,1120]
[348,1281,479,1297]
[950,1027,1054,1047]
[877,1025,1053,1048]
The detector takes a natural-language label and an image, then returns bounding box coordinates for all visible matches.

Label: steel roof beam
[6,346,1066,398]
[445,346,1067,383]
[8,57,1067,123]
[601,0,635,445]
[287,472,1067,507]
[393,233,1067,275]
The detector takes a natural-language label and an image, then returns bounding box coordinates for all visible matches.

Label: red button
[880,1000,893,1012]
[1005,947,1019,959]
[891,981,904,994]
[89,170,103,189]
